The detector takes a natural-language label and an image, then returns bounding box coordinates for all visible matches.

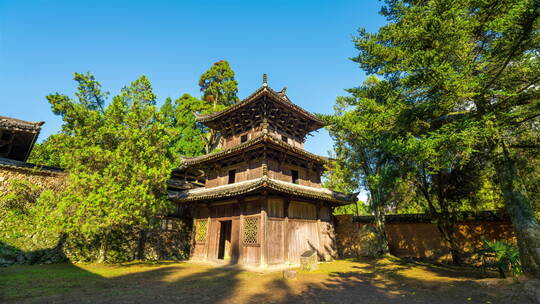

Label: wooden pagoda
[168,75,356,267]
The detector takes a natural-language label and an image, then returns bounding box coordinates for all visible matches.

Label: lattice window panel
[243,217,259,245]
[195,220,208,243]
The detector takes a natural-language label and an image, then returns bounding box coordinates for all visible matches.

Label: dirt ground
[0,258,534,304]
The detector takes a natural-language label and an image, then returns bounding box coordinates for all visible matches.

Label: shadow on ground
[241,258,531,304]
[0,255,533,304]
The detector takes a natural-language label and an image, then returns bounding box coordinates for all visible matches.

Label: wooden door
[207,219,220,259]
[218,221,232,260]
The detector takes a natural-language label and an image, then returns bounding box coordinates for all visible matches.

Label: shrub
[480,238,522,278]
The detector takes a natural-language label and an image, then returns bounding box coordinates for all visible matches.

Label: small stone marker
[283,269,297,280]
[300,250,319,271]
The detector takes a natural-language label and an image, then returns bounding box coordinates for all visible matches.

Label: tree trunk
[98,232,109,263]
[438,220,461,264]
[494,146,540,277]
[137,229,147,260]
[419,181,462,265]
[372,202,389,255]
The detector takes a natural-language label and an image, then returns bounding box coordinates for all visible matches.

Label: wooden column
[204,203,211,261]
[284,198,290,263]
[238,197,245,264]
[316,202,323,259]
[260,192,268,267]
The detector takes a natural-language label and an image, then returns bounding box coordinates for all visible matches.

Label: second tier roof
[178,133,330,168]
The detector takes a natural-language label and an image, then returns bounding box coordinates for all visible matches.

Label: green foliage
[198,60,239,152]
[9,61,243,263]
[333,201,369,216]
[323,76,415,254]
[28,137,64,168]
[327,0,539,271]
[4,73,180,263]
[0,180,42,217]
[160,94,207,157]
[50,75,173,241]
[0,183,65,265]
[481,239,522,278]
[198,60,239,111]
[4,61,243,263]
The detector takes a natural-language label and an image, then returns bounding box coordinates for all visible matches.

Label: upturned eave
[0,116,44,132]
[168,177,356,205]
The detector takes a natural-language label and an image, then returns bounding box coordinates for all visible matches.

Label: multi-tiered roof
[168,75,356,206]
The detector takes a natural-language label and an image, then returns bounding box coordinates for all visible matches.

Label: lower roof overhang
[168,177,357,206]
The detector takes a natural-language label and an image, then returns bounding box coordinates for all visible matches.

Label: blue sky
[0,0,386,158]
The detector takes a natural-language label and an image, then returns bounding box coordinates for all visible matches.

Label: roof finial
[263,73,268,87]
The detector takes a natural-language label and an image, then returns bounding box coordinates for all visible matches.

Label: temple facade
[168,76,356,267]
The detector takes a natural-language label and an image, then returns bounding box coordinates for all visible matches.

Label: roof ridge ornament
[263,73,268,87]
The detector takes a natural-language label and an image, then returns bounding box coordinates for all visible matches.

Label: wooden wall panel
[287,220,320,264]
[272,164,320,187]
[244,200,261,215]
[308,170,321,187]
[207,219,220,260]
[212,203,240,218]
[267,198,284,217]
[205,171,219,188]
[193,206,210,219]
[237,163,249,183]
[289,201,317,220]
[221,128,262,149]
[243,246,260,264]
[267,219,285,264]
[319,206,331,221]
[191,244,206,259]
[248,160,262,179]
[268,129,304,149]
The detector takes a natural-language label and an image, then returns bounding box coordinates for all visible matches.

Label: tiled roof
[168,176,356,205]
[195,86,325,130]
[0,116,44,132]
[180,133,329,167]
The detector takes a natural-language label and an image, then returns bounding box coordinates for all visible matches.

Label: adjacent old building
[168,76,356,267]
[0,116,64,193]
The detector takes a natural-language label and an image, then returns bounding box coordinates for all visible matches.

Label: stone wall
[334,214,515,262]
[0,165,66,193]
